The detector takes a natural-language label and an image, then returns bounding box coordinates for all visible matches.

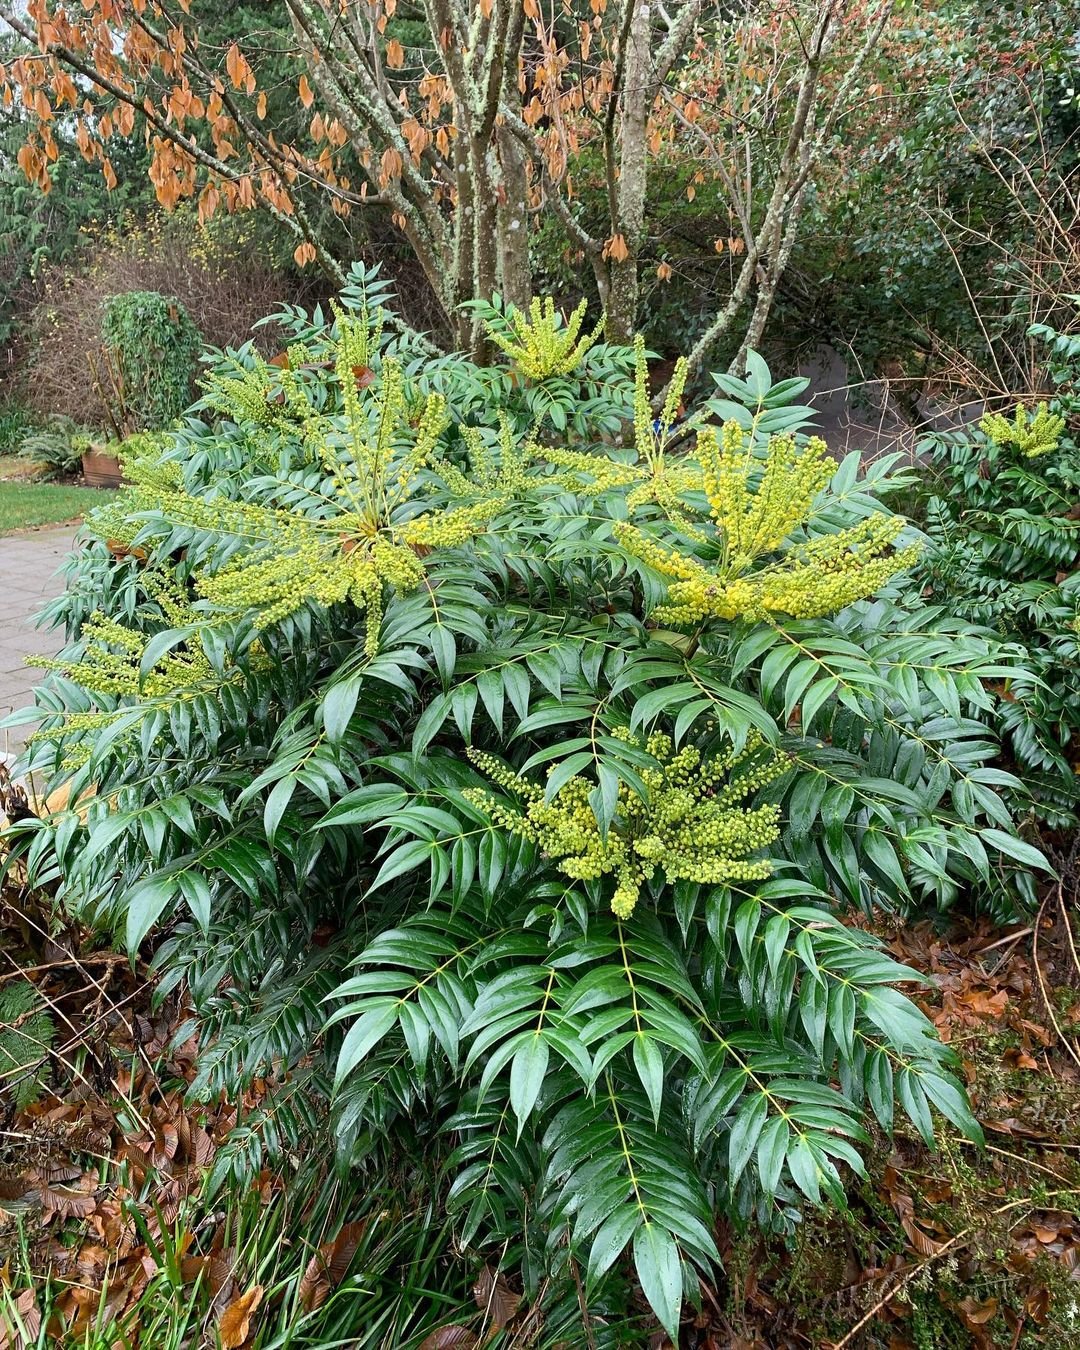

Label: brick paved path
[0,527,78,758]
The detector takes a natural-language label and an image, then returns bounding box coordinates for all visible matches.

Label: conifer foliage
[4,267,1044,1338]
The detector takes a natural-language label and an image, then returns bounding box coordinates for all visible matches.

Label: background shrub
[16,414,92,479]
[10,211,312,427]
[98,290,201,433]
[915,322,1080,825]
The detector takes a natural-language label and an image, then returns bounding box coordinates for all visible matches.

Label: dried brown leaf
[218,1284,264,1349]
[1025,1286,1050,1325]
[39,1183,98,1219]
[298,1220,367,1312]
[418,1327,480,1350]
[472,1263,520,1330]
[956,1294,998,1326]
[0,1176,33,1202]
[900,1217,945,1258]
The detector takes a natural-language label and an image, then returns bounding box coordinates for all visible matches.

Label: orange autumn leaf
[379,145,403,183]
[603,233,629,262]
[219,1284,264,1348]
[656,260,672,281]
[256,90,267,119]
[386,38,404,68]
[293,240,317,267]
[298,74,314,108]
[225,44,255,94]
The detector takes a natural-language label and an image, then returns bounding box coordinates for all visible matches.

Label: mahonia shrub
[4,267,1046,1340]
[916,321,1080,829]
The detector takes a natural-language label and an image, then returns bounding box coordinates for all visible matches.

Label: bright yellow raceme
[465,729,784,920]
[616,420,919,625]
[980,402,1064,458]
[486,297,603,381]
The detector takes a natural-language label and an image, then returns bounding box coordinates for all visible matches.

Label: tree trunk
[496,123,532,311]
[605,0,651,344]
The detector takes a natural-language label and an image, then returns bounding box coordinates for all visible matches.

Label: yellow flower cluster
[486,297,603,381]
[540,339,702,526]
[85,315,521,659]
[36,572,223,704]
[434,414,536,499]
[980,403,1065,458]
[543,445,642,493]
[616,421,919,624]
[465,729,784,919]
[203,361,281,428]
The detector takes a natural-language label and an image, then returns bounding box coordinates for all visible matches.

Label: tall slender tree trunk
[496,125,532,311]
[605,0,651,344]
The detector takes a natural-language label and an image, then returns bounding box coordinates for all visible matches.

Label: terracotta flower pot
[81,447,125,489]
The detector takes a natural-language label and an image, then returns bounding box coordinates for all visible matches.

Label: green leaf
[786,1135,821,1205]
[587,1206,640,1286]
[865,1049,894,1131]
[756,1114,790,1197]
[125,876,177,953]
[590,764,620,840]
[430,627,457,683]
[728,1091,768,1187]
[544,752,595,803]
[316,784,410,828]
[733,898,761,963]
[827,982,856,1061]
[897,1069,935,1148]
[786,772,828,840]
[177,870,211,930]
[322,673,362,741]
[334,1001,399,1087]
[633,1223,682,1344]
[412,691,454,756]
[633,1034,665,1127]
[369,839,434,892]
[263,776,296,845]
[980,828,1052,872]
[798,972,827,1057]
[509,1033,550,1134]
[921,1072,984,1145]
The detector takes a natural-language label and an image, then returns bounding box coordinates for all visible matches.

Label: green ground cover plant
[3,269,1048,1339]
[16,415,93,480]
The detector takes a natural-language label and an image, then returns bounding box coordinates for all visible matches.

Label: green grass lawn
[0,480,116,534]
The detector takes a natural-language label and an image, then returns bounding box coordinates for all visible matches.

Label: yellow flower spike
[84,314,512,661]
[621,417,918,627]
[980,402,1065,458]
[464,732,783,920]
[485,297,603,381]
